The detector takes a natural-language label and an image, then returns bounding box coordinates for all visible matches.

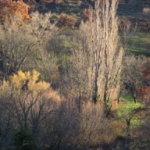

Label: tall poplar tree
[79,0,123,106]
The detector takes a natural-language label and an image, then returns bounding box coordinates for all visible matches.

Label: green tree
[13,127,37,150]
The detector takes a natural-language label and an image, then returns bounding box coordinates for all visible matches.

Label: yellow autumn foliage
[0,70,61,102]
[10,70,50,92]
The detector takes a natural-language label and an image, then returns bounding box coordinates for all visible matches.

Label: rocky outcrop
[0,0,31,23]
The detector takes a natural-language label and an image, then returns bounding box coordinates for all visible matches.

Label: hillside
[0,0,150,31]
[0,1,150,150]
[35,0,150,31]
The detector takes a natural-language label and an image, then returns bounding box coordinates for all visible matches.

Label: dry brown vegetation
[0,0,150,150]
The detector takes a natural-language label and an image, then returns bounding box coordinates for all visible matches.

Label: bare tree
[0,24,35,78]
[0,11,57,80]
[0,70,61,148]
[120,54,148,103]
[79,0,123,107]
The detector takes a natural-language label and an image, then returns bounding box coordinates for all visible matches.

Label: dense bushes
[0,1,150,150]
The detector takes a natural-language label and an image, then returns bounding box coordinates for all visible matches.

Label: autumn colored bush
[0,0,31,24]
[136,86,150,104]
[2,69,61,101]
[82,8,90,21]
[60,13,77,28]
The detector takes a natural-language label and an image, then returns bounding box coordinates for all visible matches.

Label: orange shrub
[60,13,77,28]
[83,8,89,20]
[0,0,31,24]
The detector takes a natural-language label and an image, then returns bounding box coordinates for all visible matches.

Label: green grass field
[115,94,144,128]
[122,32,150,56]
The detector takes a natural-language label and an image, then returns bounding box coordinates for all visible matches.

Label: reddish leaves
[0,0,31,23]
[83,8,90,20]
[60,13,77,28]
